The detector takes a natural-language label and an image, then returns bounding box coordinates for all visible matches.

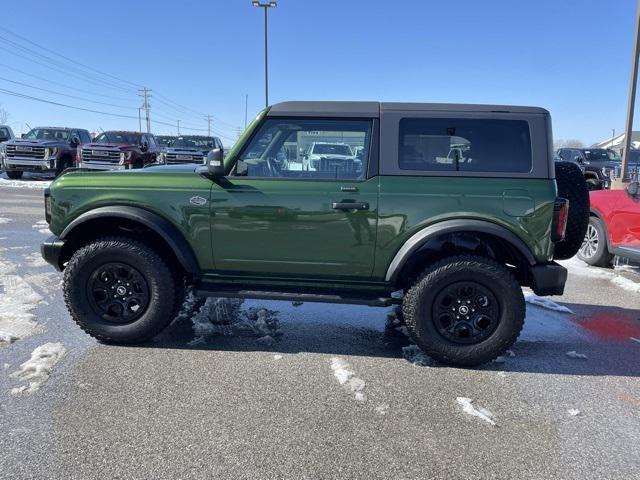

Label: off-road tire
[553,161,590,260]
[402,255,525,367]
[63,236,177,344]
[6,170,23,180]
[577,216,614,267]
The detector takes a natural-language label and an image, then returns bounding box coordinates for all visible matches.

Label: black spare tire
[553,161,590,260]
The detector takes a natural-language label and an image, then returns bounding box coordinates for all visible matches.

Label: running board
[193,287,395,307]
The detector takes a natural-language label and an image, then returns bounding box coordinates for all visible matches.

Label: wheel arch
[386,219,537,286]
[59,206,200,278]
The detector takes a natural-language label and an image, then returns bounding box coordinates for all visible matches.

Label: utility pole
[138,108,142,134]
[252,1,277,108]
[177,120,180,135]
[244,94,248,129]
[620,0,640,186]
[138,87,152,133]
[206,114,212,137]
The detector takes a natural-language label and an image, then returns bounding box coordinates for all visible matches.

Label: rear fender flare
[385,219,536,283]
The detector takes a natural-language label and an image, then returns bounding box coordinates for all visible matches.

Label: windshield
[312,144,352,156]
[583,149,621,162]
[94,132,140,145]
[172,137,215,150]
[25,128,70,141]
[156,136,175,147]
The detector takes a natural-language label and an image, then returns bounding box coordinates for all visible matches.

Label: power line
[0,76,133,109]
[0,62,135,102]
[0,33,137,94]
[0,26,143,90]
[0,87,139,119]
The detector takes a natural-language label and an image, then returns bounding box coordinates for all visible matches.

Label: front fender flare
[60,205,200,276]
[385,219,537,283]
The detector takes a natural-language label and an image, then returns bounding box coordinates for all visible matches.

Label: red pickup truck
[578,181,640,266]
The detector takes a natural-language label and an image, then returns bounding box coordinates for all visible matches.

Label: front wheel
[5,170,23,180]
[402,255,525,367]
[577,216,613,267]
[63,236,179,343]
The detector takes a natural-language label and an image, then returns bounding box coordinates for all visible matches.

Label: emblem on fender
[189,196,207,206]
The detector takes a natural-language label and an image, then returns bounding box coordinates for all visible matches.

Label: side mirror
[70,135,80,147]
[206,148,225,177]
[627,181,640,197]
[21,133,26,139]
[141,141,149,152]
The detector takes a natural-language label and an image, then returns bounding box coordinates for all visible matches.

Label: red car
[578,181,640,266]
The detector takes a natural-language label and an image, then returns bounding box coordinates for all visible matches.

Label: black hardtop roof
[269,101,549,117]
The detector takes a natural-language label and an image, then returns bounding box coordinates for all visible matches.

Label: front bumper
[530,261,567,296]
[41,235,65,271]
[5,157,56,172]
[78,162,127,171]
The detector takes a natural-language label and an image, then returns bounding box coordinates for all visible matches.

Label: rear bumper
[530,261,567,296]
[41,235,65,271]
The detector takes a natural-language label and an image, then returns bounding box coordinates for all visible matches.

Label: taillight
[551,198,569,242]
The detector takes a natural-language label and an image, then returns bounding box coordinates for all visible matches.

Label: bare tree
[0,105,9,124]
[553,139,584,150]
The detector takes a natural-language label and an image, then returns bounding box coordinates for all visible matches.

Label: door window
[236,118,372,180]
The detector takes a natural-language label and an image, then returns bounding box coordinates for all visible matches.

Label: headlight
[44,147,58,160]
[158,152,166,164]
[119,151,132,165]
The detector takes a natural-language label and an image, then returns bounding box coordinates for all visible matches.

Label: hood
[166,147,207,154]
[6,138,64,147]
[84,143,136,150]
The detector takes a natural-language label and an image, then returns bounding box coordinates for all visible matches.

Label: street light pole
[252,1,277,108]
[620,0,640,186]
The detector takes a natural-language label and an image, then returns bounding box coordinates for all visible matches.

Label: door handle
[332,201,369,211]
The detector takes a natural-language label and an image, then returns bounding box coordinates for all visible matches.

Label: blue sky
[0,0,637,145]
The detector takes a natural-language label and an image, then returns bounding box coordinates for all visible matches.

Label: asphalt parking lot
[1,178,640,479]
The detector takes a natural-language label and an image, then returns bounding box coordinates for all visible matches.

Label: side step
[193,287,395,307]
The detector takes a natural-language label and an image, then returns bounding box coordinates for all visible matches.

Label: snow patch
[0,177,51,189]
[525,294,573,314]
[456,397,497,426]
[273,354,283,360]
[0,217,13,224]
[375,404,389,415]
[560,258,640,294]
[23,251,48,268]
[402,344,431,366]
[0,273,43,344]
[10,342,66,394]
[566,350,588,359]
[32,220,50,235]
[567,409,581,416]
[330,357,366,402]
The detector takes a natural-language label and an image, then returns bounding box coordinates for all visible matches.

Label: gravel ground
[1,182,639,480]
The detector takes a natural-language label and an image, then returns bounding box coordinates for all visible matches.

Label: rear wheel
[63,236,179,343]
[402,255,525,367]
[6,170,23,180]
[577,216,613,267]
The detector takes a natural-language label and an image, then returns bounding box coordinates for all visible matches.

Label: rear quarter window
[399,118,532,173]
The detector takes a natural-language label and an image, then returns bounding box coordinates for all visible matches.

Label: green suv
[41,101,583,366]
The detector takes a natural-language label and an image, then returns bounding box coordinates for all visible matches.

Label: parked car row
[0,125,223,178]
[556,147,639,190]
